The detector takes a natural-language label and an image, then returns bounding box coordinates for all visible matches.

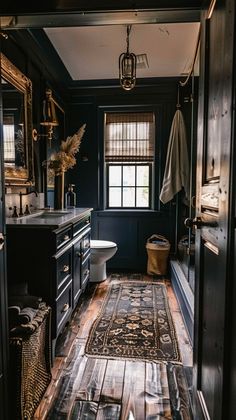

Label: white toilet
[90,240,117,282]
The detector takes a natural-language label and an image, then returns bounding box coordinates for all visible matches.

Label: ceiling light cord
[126,25,131,54]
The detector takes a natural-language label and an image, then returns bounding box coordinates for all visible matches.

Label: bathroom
[1,1,236,419]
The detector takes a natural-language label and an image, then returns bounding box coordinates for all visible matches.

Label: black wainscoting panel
[97,216,138,268]
[92,210,174,271]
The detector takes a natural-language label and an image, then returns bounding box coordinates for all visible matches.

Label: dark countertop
[6,207,93,230]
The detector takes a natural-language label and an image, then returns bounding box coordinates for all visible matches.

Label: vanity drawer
[56,248,72,292]
[82,229,91,257]
[56,280,72,335]
[56,227,72,249]
[73,216,90,237]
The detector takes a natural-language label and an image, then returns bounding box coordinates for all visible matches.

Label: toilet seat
[90,240,116,249]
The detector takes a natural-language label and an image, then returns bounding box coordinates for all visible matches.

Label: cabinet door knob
[61,303,69,313]
[63,234,70,241]
[62,265,69,273]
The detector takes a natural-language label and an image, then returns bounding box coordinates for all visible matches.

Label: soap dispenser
[65,184,76,208]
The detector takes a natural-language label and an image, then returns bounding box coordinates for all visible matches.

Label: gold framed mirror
[1,53,34,186]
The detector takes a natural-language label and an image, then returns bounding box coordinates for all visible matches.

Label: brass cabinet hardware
[61,303,69,313]
[62,265,69,273]
[76,251,83,258]
[63,234,70,241]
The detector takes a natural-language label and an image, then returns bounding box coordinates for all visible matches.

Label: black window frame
[104,109,155,210]
[98,103,164,212]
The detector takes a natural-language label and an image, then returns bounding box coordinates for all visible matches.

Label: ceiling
[44,22,200,82]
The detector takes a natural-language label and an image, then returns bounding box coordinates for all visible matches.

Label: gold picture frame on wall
[1,53,34,186]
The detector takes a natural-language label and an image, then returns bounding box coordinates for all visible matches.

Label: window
[3,115,15,165]
[105,112,155,208]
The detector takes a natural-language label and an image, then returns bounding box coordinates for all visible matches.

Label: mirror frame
[1,53,34,186]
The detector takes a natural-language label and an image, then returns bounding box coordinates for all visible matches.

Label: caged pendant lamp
[119,25,137,91]
[40,88,59,141]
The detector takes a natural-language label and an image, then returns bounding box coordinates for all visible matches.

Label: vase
[54,172,65,209]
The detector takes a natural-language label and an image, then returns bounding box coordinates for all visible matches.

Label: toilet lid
[90,240,117,249]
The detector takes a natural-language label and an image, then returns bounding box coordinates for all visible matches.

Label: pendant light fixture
[119,25,137,91]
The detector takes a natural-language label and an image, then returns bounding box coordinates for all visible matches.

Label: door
[0,38,9,419]
[192,1,235,419]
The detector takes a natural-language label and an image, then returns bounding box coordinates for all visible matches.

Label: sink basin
[33,210,72,218]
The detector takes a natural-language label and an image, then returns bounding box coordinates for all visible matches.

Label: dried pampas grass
[44,124,86,175]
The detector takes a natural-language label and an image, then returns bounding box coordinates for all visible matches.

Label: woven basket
[9,305,52,420]
[146,234,170,275]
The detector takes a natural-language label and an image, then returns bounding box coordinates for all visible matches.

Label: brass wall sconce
[40,88,59,140]
[119,25,137,91]
[33,88,59,144]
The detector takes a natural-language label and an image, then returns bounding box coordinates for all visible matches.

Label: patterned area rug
[85,282,181,362]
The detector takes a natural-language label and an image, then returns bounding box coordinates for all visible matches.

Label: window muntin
[107,164,151,208]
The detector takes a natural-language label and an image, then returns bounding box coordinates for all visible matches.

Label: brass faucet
[19,190,38,216]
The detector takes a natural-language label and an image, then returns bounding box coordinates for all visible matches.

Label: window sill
[93,209,162,217]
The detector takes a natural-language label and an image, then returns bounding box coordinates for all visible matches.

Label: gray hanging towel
[159,109,190,204]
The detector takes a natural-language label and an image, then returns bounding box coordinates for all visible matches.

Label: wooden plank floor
[34,274,193,419]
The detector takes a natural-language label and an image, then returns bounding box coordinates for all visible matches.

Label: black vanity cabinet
[52,237,73,337]
[73,223,91,307]
[6,208,92,342]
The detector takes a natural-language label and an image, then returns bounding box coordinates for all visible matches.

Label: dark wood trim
[192,9,207,418]
[223,0,236,417]
[0,0,204,11]
[0,1,203,22]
